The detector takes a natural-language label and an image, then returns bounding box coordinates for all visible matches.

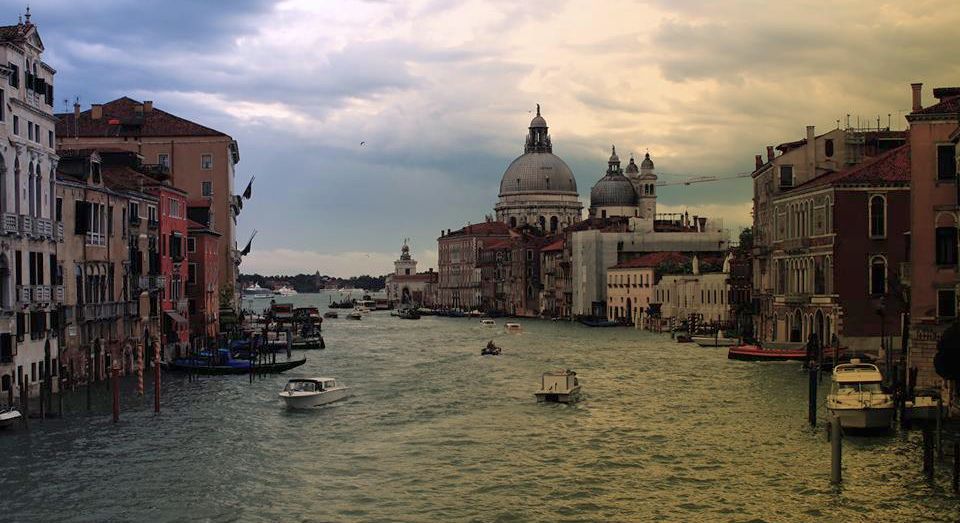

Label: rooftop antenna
[877,115,881,131]
[846,114,850,129]
[887,113,891,130]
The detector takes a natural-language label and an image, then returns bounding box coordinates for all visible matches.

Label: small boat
[0,408,23,429]
[467,310,483,318]
[535,369,581,403]
[275,285,298,296]
[165,349,307,375]
[346,311,362,320]
[691,332,739,347]
[323,311,338,319]
[675,334,693,343]
[292,335,325,350]
[504,322,522,333]
[481,341,502,356]
[727,344,844,362]
[354,305,371,315]
[355,300,375,312]
[398,308,421,320]
[279,377,349,409]
[578,317,619,327]
[480,319,496,327]
[242,282,274,299]
[827,360,894,430]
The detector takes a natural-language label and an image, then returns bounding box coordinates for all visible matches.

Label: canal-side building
[495,106,582,233]
[55,98,245,311]
[385,241,437,307]
[0,14,62,400]
[540,238,570,319]
[605,252,676,323]
[437,221,512,310]
[750,123,909,350]
[655,254,732,324]
[904,83,960,401]
[187,210,221,341]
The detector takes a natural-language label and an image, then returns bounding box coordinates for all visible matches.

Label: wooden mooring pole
[807,363,817,428]
[953,441,959,493]
[831,416,842,485]
[923,426,935,480]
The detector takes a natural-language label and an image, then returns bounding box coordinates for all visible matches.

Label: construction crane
[655,171,753,187]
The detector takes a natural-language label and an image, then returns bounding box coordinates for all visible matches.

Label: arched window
[869,195,886,238]
[550,216,558,233]
[13,158,20,215]
[935,212,958,266]
[870,255,887,295]
[27,161,35,217]
[509,216,517,228]
[34,162,42,218]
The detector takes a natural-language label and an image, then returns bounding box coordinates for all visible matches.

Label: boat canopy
[833,363,883,383]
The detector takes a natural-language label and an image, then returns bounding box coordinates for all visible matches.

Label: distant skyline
[34,0,960,276]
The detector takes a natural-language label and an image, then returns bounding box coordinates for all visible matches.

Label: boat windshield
[836,382,883,394]
[284,381,317,393]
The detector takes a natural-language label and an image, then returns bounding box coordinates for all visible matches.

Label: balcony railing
[36,218,53,240]
[32,285,51,303]
[86,232,106,247]
[16,285,30,304]
[1,213,17,235]
[147,218,159,229]
[783,293,811,305]
[176,298,189,314]
[138,275,166,291]
[56,222,63,242]
[54,285,64,303]
[81,302,124,322]
[18,215,34,237]
[127,300,139,317]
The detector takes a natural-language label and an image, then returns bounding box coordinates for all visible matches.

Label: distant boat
[242,283,274,299]
[346,311,362,320]
[323,311,339,319]
[505,322,522,333]
[691,332,739,347]
[279,377,349,409]
[165,349,306,375]
[578,317,618,328]
[275,285,298,296]
[0,408,23,429]
[480,319,496,327]
[535,369,581,403]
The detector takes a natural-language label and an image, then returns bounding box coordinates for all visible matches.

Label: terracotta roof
[442,221,512,239]
[484,239,513,250]
[100,164,188,195]
[794,144,910,190]
[611,252,688,270]
[0,25,24,42]
[56,97,229,138]
[911,95,960,116]
[541,239,565,252]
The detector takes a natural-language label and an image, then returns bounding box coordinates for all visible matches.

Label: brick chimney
[755,154,763,170]
[91,104,103,120]
[911,83,923,112]
[766,146,774,161]
[73,102,80,119]
[143,100,153,113]
[806,125,816,179]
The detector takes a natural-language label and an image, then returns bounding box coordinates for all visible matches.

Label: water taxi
[505,322,522,333]
[480,319,496,327]
[242,283,274,299]
[279,377,349,409]
[535,370,581,403]
[346,311,363,320]
[691,332,739,347]
[827,360,894,430]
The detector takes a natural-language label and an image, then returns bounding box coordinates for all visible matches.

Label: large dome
[590,173,637,207]
[499,152,578,195]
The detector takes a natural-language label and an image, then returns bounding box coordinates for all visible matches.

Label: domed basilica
[589,146,658,220]
[495,105,583,233]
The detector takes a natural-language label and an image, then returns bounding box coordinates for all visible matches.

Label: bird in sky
[360,141,366,146]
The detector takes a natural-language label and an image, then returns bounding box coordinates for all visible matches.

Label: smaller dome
[640,152,654,171]
[625,156,639,174]
[591,173,638,207]
[530,114,547,128]
[608,145,619,164]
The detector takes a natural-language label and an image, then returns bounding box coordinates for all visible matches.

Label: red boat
[727,344,844,362]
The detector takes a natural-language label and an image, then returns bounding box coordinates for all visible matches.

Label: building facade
[55,97,244,311]
[437,222,511,310]
[384,241,437,307]
[905,83,960,401]
[655,255,733,324]
[187,216,220,341]
[0,16,62,400]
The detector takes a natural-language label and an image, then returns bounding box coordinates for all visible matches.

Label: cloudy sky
[30,0,960,276]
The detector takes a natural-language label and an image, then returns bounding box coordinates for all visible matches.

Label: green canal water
[1,292,958,522]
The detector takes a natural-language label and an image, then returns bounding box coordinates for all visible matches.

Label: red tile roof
[911,95,960,116]
[56,97,228,138]
[442,221,512,239]
[541,239,564,252]
[484,239,513,250]
[794,144,910,190]
[100,164,188,195]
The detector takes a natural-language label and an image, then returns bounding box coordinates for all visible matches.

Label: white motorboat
[827,360,894,430]
[275,285,298,297]
[480,319,496,327]
[242,283,274,299]
[354,303,373,314]
[691,332,739,347]
[505,322,522,333]
[346,311,363,320]
[535,369,581,403]
[0,408,23,429]
[279,377,349,409]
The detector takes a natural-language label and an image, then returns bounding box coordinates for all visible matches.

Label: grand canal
[1,293,958,522]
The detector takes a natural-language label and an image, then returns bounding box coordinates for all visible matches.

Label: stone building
[540,238,570,319]
[605,252,667,323]
[655,254,733,324]
[0,14,62,400]
[437,221,512,310]
[750,123,909,351]
[385,241,437,307]
[56,97,244,310]
[187,204,220,340]
[495,105,582,233]
[589,146,658,220]
[904,83,960,401]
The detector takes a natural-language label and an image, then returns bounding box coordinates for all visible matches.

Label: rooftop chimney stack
[806,125,816,180]
[766,146,774,161]
[91,104,103,120]
[143,100,153,113]
[755,154,763,170]
[911,83,923,112]
[73,102,80,119]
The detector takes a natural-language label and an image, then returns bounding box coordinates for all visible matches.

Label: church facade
[385,241,437,307]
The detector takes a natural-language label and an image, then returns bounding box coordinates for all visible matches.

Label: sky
[27,0,960,276]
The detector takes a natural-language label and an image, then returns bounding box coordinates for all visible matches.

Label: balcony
[900,262,911,287]
[783,293,811,305]
[1,213,17,235]
[16,285,30,304]
[81,302,124,322]
[32,285,51,303]
[126,300,140,317]
[147,218,159,229]
[54,285,64,303]
[129,214,141,226]
[36,218,53,240]
[176,298,189,314]
[86,232,106,247]
[138,275,166,291]
[18,215,34,237]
